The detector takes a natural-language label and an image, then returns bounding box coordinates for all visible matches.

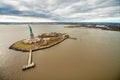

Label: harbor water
[0,24,120,80]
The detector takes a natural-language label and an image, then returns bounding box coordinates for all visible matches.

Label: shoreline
[65,25,120,32]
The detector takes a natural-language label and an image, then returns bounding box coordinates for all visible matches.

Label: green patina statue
[28,25,33,35]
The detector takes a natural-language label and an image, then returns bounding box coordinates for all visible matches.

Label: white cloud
[0,0,120,22]
[0,15,55,22]
[82,17,120,22]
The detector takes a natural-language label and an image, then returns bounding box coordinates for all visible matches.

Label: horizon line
[0,22,120,24]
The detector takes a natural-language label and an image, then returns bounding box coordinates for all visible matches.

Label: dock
[69,37,77,40]
[22,50,35,70]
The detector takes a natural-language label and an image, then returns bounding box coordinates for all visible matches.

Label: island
[9,26,69,52]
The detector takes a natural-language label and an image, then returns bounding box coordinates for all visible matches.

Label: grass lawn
[14,41,34,49]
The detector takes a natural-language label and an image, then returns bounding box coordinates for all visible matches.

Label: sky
[0,0,120,22]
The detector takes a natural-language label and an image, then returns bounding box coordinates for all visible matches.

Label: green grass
[14,41,34,49]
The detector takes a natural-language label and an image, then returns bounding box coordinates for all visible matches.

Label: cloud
[82,17,120,22]
[0,15,55,22]
[0,0,120,22]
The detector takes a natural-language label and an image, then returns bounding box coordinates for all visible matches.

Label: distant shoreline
[0,22,120,25]
[65,24,120,31]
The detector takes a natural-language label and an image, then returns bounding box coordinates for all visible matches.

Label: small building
[23,37,40,44]
[41,38,50,45]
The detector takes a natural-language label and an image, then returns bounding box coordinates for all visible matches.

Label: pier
[22,50,35,70]
[69,37,77,40]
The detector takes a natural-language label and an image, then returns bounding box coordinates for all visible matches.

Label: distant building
[96,25,107,27]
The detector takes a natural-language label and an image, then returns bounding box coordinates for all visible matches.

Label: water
[0,24,120,80]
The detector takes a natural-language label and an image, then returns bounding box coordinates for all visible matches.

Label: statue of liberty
[28,25,34,39]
